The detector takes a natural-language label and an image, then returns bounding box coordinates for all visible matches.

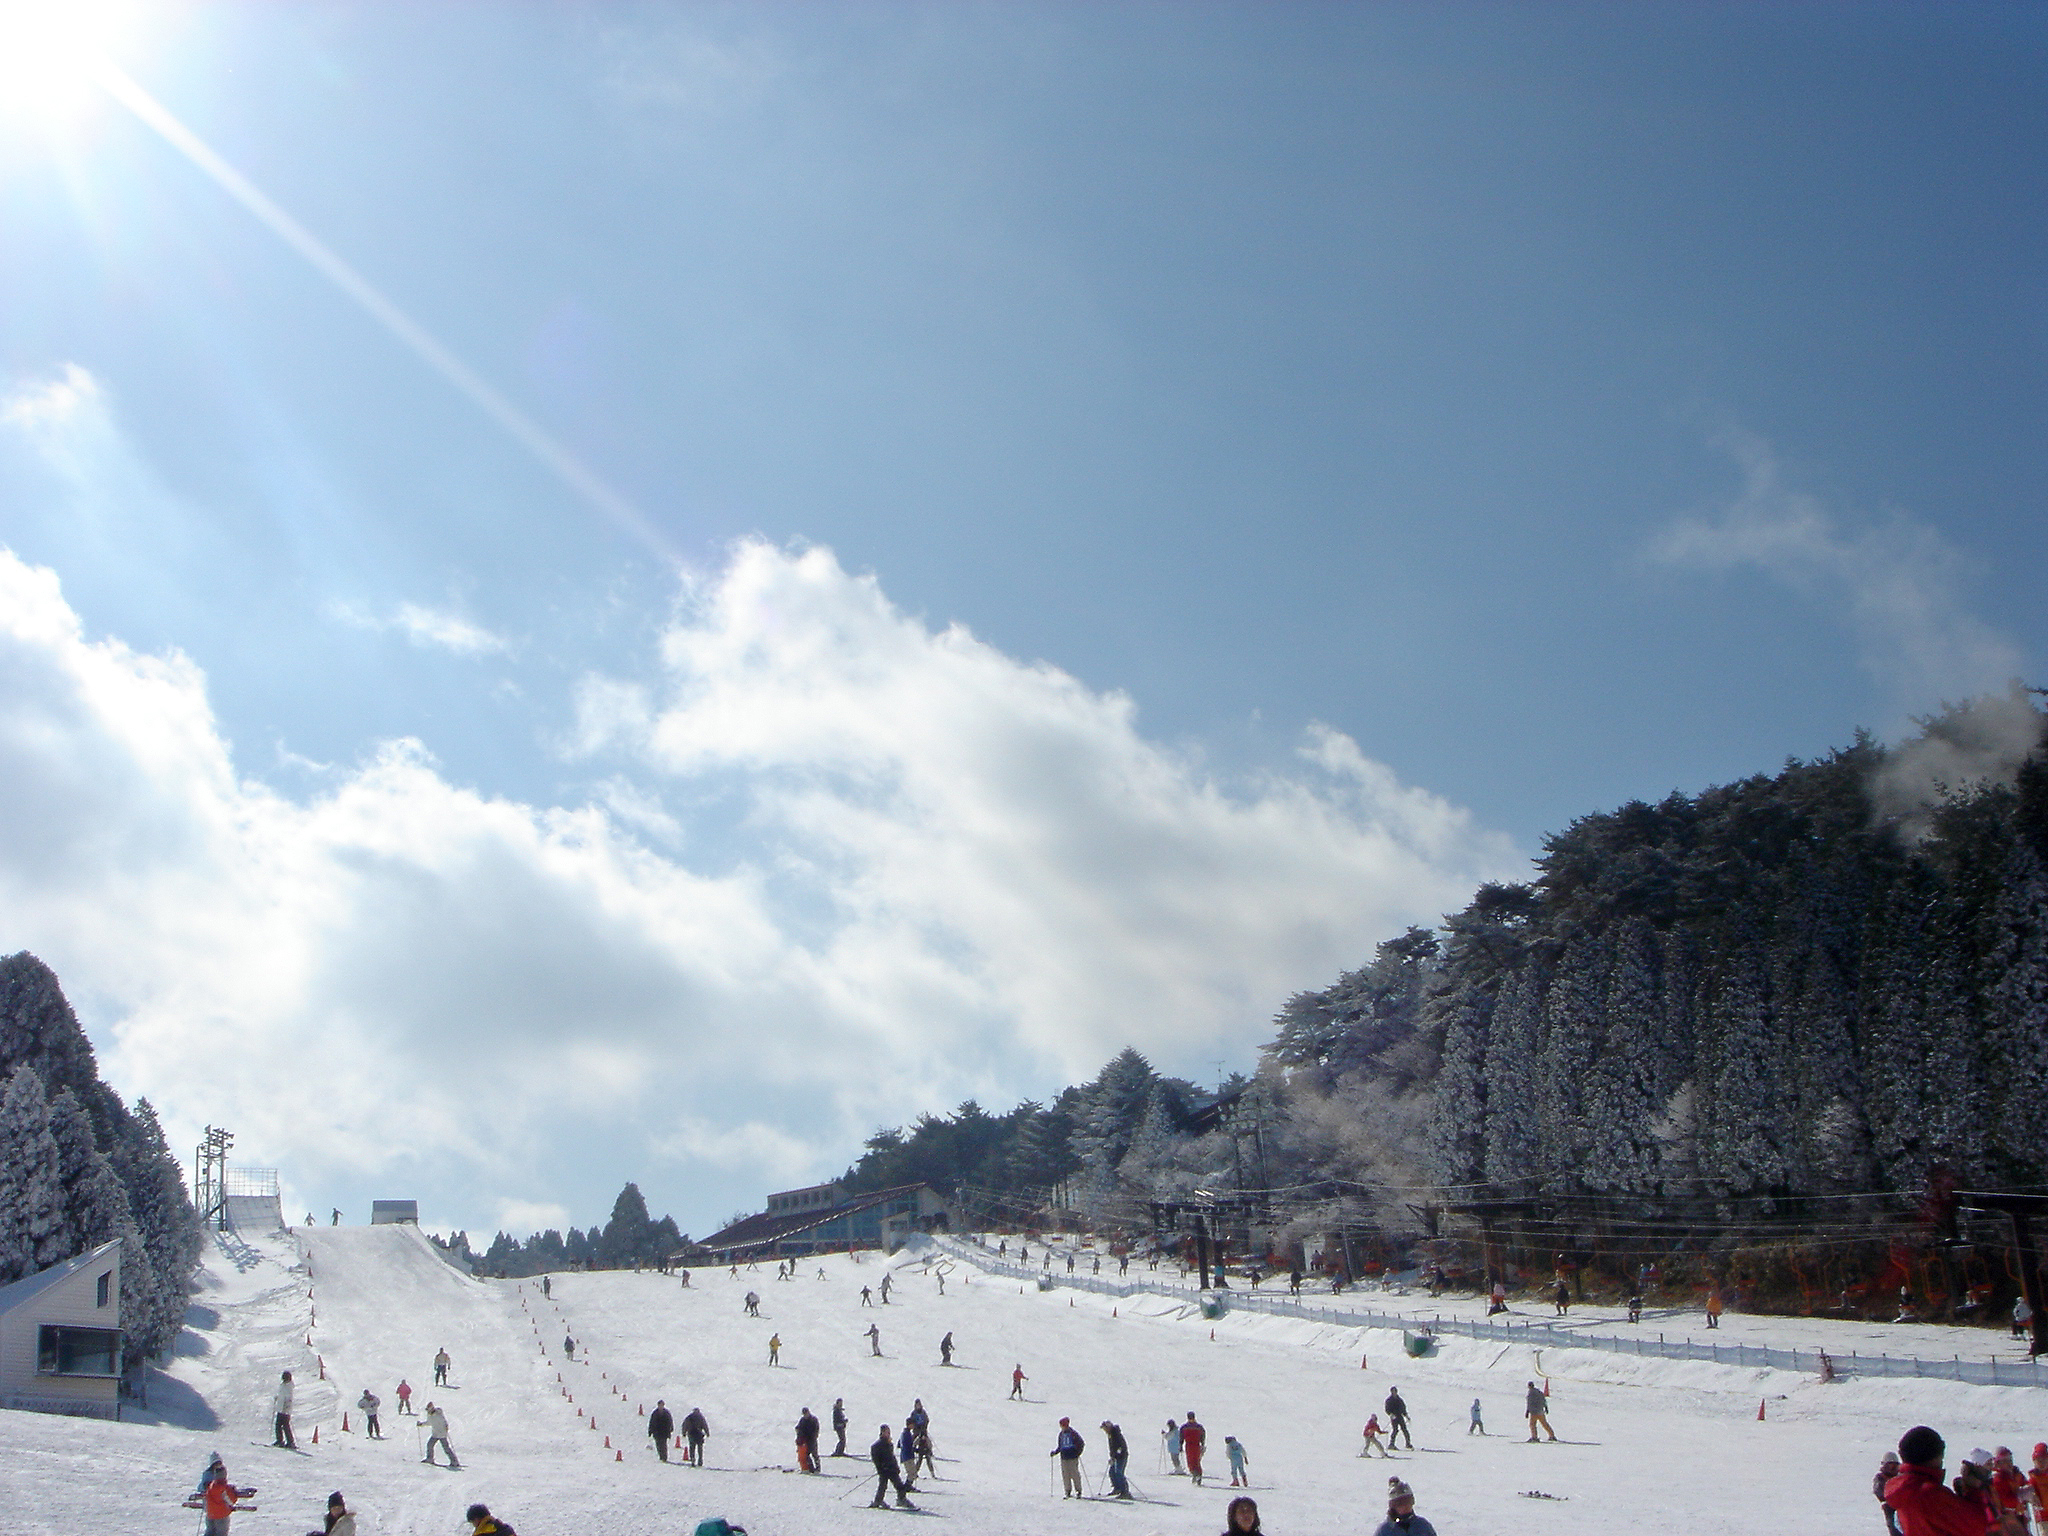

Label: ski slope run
[4,1223,2046,1533]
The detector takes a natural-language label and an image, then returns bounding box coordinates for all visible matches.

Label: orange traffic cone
[638,1403,644,1415]
[604,1435,612,1448]
[615,1448,623,1462]
[1757,1398,1767,1421]
[675,1436,683,1451]
[1210,1329,1216,1341]
[312,1426,319,1444]
[342,1412,349,1432]
[1361,1354,1369,1369]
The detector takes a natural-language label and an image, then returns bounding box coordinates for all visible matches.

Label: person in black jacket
[870,1425,916,1509]
[680,1407,708,1465]
[831,1398,849,1456]
[795,1407,821,1472]
[647,1401,674,1462]
[1101,1420,1132,1499]
[1384,1388,1413,1450]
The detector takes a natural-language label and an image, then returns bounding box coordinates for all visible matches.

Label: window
[96,1271,111,1308]
[38,1326,122,1377]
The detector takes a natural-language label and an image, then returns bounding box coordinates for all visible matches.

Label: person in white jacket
[271,1371,296,1449]
[423,1403,460,1468]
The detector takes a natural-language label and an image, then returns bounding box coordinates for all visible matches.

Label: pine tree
[1577,919,1663,1194]
[113,1098,201,1363]
[1981,845,2048,1181]
[0,1066,70,1283]
[1480,970,1541,1185]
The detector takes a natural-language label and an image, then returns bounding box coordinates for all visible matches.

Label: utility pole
[194,1126,233,1231]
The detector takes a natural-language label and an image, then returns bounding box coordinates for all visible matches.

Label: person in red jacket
[1884,1427,2019,1536]
[1180,1412,1207,1487]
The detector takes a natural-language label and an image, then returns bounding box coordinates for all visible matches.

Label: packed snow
[5,1223,2047,1533]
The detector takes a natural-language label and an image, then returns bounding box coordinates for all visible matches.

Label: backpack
[693,1522,747,1536]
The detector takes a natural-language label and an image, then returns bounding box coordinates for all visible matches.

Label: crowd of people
[1877,1428,2048,1535]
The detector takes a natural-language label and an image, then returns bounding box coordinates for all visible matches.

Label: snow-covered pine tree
[1980,844,2048,1182]
[1576,918,1663,1195]
[1533,928,1601,1190]
[111,1097,201,1362]
[1479,968,1541,1185]
[0,1065,71,1283]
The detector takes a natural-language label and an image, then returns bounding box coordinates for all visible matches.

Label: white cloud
[0,391,1523,1234]
[1648,431,2025,707]
[330,599,511,657]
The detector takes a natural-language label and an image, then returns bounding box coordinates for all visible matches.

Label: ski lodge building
[701,1182,953,1264]
[0,1239,124,1421]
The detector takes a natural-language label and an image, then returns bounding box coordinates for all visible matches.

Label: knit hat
[1899,1426,1944,1466]
[1965,1448,1995,1470]
[1387,1476,1413,1501]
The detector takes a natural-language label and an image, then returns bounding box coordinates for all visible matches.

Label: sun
[0,0,149,133]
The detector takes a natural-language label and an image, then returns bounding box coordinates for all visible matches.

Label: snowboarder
[1180,1412,1207,1485]
[866,1322,882,1356]
[832,1398,849,1456]
[940,1331,955,1365]
[1466,1398,1484,1436]
[1524,1381,1555,1442]
[769,1333,781,1365]
[1360,1414,1388,1457]
[681,1406,709,1464]
[562,1333,575,1359]
[1011,1364,1027,1399]
[1383,1388,1412,1450]
[1101,1420,1132,1499]
[271,1370,296,1449]
[433,1348,451,1386]
[648,1401,674,1462]
[357,1388,382,1439]
[395,1378,415,1415]
[423,1402,460,1468]
[1053,1417,1087,1497]
[1225,1434,1249,1486]
[1165,1416,1185,1473]
[870,1424,916,1508]
[796,1407,820,1472]
[1376,1477,1437,1536]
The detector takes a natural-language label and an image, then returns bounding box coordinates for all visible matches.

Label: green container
[1200,1291,1225,1320]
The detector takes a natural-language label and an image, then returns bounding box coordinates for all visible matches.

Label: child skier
[1225,1434,1249,1486]
[1360,1414,1388,1457]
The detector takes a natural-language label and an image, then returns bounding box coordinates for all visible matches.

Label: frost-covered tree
[0,1066,70,1283]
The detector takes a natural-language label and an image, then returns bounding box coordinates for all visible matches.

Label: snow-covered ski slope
[6,1225,2047,1534]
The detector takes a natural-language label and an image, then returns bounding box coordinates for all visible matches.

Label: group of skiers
[262,1354,453,1467]
[1361,1383,1555,1454]
[1877,1427,2048,1534]
[190,1457,511,1536]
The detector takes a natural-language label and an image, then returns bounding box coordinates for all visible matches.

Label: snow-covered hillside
[4,1224,2045,1534]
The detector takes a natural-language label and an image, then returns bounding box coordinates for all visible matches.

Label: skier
[562,1333,575,1359]
[1360,1414,1388,1457]
[1066,1252,1075,1273]
[271,1370,296,1449]
[1180,1412,1207,1485]
[1010,1364,1027,1399]
[795,1407,820,1472]
[434,1348,451,1386]
[1524,1381,1555,1442]
[1705,1288,1723,1329]
[769,1332,781,1366]
[1375,1477,1437,1536]
[866,1322,882,1356]
[541,1275,551,1299]
[463,1503,514,1535]
[1052,1417,1087,1498]
[1225,1434,1249,1486]
[1092,1257,1101,1276]
[1165,1416,1185,1473]
[681,1406,709,1465]
[1466,1398,1484,1436]
[648,1400,674,1462]
[1383,1388,1412,1450]
[861,1285,874,1307]
[880,1273,893,1304]
[1627,1292,1643,1324]
[907,1398,930,1437]
[423,1402,460,1468]
[940,1331,954,1365]
[998,1239,1006,1258]
[2014,1296,2033,1340]
[395,1379,415,1416]
[869,1424,917,1508]
[911,1422,935,1482]
[1553,1278,1569,1316]
[832,1398,849,1456]
[897,1423,920,1486]
[356,1388,382,1439]
[1226,1495,1263,1533]
[1488,1278,1507,1316]
[745,1291,761,1317]
[1119,1255,1129,1277]
[1101,1420,1132,1499]
[1288,1267,1303,1296]
[198,1457,255,1536]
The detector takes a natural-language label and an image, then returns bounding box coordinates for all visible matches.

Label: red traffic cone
[342,1412,349,1432]
[615,1448,623,1462]
[312,1426,319,1444]
[604,1435,612,1448]
[675,1436,683,1450]
[1210,1329,1216,1341]
[1361,1354,1368,1369]
[1757,1398,1767,1421]
[317,1356,325,1380]
[638,1403,644,1415]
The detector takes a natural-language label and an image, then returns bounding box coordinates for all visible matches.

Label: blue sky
[0,2,2041,1241]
